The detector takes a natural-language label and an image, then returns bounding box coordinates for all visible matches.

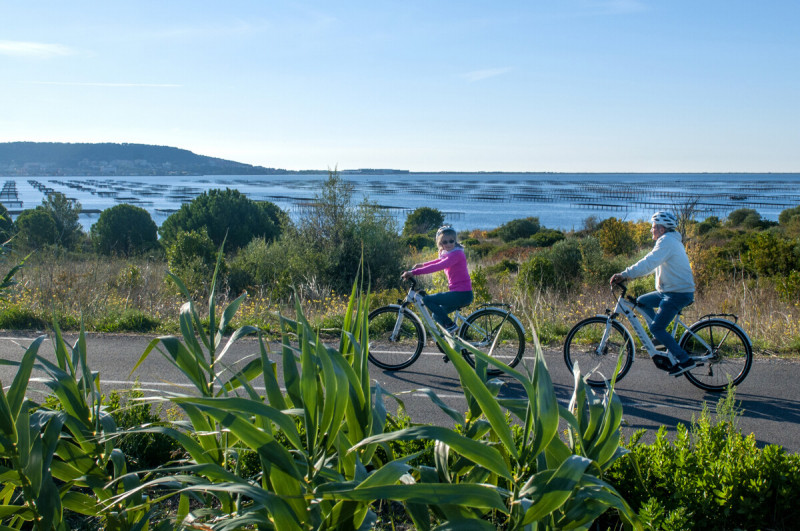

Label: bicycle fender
[679,318,752,348]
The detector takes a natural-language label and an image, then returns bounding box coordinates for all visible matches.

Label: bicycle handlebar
[610,279,628,297]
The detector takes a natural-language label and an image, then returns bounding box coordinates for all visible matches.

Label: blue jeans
[636,291,695,363]
[422,290,474,329]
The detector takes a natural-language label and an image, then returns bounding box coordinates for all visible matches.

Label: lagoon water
[3,173,800,232]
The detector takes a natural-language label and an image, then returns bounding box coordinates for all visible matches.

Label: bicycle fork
[389,307,406,342]
[595,318,615,356]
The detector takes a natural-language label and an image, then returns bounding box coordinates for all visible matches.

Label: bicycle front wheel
[680,319,752,392]
[564,317,634,387]
[367,306,424,370]
[460,308,525,375]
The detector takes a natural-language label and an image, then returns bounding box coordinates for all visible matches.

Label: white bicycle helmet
[651,211,678,229]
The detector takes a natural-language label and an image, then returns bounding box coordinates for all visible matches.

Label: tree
[14,209,58,249]
[488,217,540,242]
[285,170,404,293]
[91,204,158,255]
[727,208,760,228]
[42,192,83,249]
[779,205,800,237]
[159,188,284,250]
[402,207,444,236]
[596,217,638,256]
[0,204,13,242]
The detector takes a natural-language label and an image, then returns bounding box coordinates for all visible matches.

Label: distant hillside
[0,142,292,176]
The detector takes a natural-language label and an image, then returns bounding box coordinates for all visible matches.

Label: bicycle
[367,278,526,375]
[563,282,753,392]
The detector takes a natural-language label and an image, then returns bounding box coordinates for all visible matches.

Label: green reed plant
[355,319,641,529]
[110,259,422,529]
[0,321,153,530]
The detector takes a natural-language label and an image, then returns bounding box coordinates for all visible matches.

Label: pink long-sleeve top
[411,248,472,292]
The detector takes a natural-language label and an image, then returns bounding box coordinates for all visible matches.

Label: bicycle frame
[391,278,517,347]
[599,285,716,365]
[390,282,465,339]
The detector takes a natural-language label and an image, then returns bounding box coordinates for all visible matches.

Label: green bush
[14,208,58,249]
[596,217,639,256]
[603,391,800,530]
[548,237,584,288]
[529,228,565,247]
[486,258,519,274]
[400,233,435,250]
[0,304,46,329]
[696,215,720,236]
[165,228,223,296]
[105,386,181,470]
[742,231,799,277]
[159,188,284,250]
[517,253,556,293]
[579,236,630,286]
[94,308,161,333]
[90,204,158,256]
[488,216,541,242]
[402,206,444,236]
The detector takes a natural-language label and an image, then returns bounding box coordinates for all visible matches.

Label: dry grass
[2,253,798,356]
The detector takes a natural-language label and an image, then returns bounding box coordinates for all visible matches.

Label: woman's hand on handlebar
[401,271,415,280]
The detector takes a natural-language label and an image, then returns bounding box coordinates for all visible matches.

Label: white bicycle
[367,278,526,376]
[563,282,753,392]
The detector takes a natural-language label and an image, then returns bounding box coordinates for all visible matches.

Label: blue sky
[2,1,798,172]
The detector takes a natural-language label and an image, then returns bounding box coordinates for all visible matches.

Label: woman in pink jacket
[401,225,473,334]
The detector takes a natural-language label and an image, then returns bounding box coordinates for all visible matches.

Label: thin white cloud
[27,81,181,88]
[463,67,513,83]
[0,40,75,57]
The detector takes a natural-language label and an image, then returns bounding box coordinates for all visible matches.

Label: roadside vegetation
[1,173,798,356]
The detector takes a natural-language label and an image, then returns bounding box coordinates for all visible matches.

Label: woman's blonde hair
[435,225,461,249]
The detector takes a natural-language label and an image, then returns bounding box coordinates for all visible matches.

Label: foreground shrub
[603,390,800,530]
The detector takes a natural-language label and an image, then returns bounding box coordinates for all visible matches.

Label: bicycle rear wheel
[367,306,424,370]
[563,317,634,387]
[460,308,525,376]
[680,319,752,392]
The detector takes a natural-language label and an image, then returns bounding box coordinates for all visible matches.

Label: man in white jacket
[610,211,697,376]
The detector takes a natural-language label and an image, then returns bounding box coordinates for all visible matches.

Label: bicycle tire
[460,308,525,375]
[679,319,752,392]
[563,317,634,387]
[367,306,425,370]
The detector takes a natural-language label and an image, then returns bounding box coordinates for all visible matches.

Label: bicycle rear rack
[477,302,512,310]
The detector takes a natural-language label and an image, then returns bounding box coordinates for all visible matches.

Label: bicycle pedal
[442,355,450,364]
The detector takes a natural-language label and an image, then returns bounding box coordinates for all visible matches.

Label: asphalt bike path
[2,331,798,454]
